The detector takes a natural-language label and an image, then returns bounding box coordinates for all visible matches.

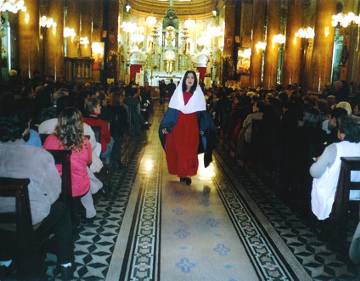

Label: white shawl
[168,72,206,114]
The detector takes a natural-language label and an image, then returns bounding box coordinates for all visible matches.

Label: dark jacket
[159,108,216,167]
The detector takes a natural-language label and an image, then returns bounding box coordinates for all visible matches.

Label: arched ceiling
[127,0,216,16]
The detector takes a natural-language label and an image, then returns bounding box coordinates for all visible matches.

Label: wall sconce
[40,16,56,28]
[64,27,76,39]
[332,12,360,27]
[272,34,286,45]
[125,4,131,13]
[212,9,218,17]
[255,41,266,52]
[0,0,26,13]
[295,27,315,39]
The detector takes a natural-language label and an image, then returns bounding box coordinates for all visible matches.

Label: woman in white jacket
[310,116,360,221]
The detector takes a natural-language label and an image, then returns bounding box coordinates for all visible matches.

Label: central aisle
[106,105,311,281]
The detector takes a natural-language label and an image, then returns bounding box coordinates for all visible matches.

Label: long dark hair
[182,70,197,94]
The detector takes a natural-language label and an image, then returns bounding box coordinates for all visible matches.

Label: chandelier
[0,0,26,13]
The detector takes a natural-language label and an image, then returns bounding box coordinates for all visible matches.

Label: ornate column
[66,0,80,57]
[309,0,337,91]
[263,0,281,89]
[45,0,64,80]
[79,0,92,57]
[222,0,237,82]
[283,0,303,85]
[250,0,266,88]
[18,0,40,78]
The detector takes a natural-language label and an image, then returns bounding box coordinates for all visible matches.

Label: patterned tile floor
[215,149,360,281]
[41,105,360,281]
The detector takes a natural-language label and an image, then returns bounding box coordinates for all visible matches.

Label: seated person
[43,107,96,220]
[310,116,360,220]
[38,95,103,173]
[321,107,348,145]
[83,97,114,166]
[0,111,74,280]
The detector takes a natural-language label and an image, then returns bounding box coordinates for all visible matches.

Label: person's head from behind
[182,70,197,94]
[55,107,84,151]
[0,112,28,142]
[84,97,101,116]
[337,116,360,142]
[329,107,348,130]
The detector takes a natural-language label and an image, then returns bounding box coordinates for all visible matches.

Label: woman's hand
[162,128,168,134]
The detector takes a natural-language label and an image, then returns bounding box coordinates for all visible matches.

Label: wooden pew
[0,178,44,279]
[330,157,360,242]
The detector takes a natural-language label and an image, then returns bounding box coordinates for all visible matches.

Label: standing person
[166,79,176,98]
[159,80,166,104]
[159,70,215,185]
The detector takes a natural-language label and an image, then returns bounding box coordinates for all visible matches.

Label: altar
[119,0,224,87]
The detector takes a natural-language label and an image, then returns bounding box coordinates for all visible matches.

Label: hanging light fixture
[0,0,26,13]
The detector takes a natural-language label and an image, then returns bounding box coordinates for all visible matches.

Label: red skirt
[165,112,199,177]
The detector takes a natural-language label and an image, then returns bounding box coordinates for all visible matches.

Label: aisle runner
[107,106,311,281]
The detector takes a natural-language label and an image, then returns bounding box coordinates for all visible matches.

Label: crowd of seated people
[0,77,152,280]
[207,81,360,262]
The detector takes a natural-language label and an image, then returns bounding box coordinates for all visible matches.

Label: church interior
[1,0,360,280]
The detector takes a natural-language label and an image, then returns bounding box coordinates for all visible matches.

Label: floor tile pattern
[215,150,360,281]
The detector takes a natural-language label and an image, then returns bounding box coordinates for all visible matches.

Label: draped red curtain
[130,64,142,82]
[196,67,206,81]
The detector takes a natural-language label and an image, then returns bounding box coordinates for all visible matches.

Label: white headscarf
[168,71,206,114]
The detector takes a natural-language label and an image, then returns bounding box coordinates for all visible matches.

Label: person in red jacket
[83,97,114,165]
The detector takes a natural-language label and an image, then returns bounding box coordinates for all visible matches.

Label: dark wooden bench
[46,150,72,199]
[0,178,44,278]
[330,157,360,242]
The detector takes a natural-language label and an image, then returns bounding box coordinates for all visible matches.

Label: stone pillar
[283,0,303,86]
[222,0,237,81]
[45,0,64,80]
[18,0,40,79]
[79,0,93,57]
[66,0,80,57]
[263,0,281,89]
[309,0,337,91]
[250,0,266,88]
[104,0,119,81]
[91,0,103,43]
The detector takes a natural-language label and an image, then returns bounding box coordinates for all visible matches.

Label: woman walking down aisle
[159,70,215,185]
